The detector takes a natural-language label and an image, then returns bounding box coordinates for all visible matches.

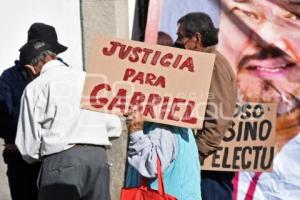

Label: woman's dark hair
[178,12,219,47]
[157,31,174,46]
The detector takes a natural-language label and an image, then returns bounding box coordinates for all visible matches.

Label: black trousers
[3,150,41,200]
[38,145,110,200]
[201,170,235,200]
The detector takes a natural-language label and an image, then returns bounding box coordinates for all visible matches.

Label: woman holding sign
[124,111,201,200]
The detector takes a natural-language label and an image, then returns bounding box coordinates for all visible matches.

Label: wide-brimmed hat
[19,39,52,65]
[27,23,67,54]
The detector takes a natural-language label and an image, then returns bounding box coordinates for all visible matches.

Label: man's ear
[194,32,202,46]
[25,64,38,76]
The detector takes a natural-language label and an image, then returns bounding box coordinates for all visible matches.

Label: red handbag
[120,157,177,200]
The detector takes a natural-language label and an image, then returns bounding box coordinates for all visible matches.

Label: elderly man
[15,39,122,200]
[173,12,238,200]
[0,23,67,200]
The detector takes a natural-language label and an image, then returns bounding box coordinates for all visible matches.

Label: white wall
[0,0,83,75]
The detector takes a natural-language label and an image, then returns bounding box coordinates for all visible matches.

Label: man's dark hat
[27,23,67,54]
[19,39,51,65]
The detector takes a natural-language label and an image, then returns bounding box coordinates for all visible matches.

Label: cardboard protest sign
[81,36,215,129]
[201,103,277,172]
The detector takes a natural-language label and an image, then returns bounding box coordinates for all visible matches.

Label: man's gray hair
[30,50,56,66]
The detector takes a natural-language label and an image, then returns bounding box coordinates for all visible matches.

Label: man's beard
[237,73,300,116]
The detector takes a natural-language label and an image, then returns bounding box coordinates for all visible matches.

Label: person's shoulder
[0,61,25,81]
[1,67,15,77]
[23,77,39,93]
[213,50,229,64]
[47,65,85,91]
[25,71,47,95]
[213,50,235,76]
[1,61,22,75]
[22,76,50,105]
[202,47,231,69]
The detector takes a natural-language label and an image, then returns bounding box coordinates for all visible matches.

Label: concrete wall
[0,141,10,200]
[81,0,130,64]
[81,0,130,199]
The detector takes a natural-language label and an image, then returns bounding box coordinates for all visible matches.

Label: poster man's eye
[283,12,300,20]
[232,7,260,21]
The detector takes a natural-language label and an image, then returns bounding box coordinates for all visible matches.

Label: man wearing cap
[15,39,122,200]
[0,23,68,200]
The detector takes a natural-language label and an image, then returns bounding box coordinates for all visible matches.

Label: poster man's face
[218,0,300,151]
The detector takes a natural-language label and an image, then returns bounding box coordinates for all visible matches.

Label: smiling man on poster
[218,0,300,199]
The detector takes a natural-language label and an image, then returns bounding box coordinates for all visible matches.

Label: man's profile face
[175,24,199,50]
[218,0,300,151]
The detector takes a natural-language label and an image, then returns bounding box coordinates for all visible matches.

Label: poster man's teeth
[257,67,283,72]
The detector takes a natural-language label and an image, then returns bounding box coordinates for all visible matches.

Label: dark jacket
[0,61,31,144]
[196,49,238,157]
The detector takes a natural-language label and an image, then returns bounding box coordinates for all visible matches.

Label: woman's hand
[124,111,144,133]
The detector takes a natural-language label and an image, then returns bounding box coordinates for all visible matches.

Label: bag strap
[140,156,166,195]
[141,176,148,187]
[157,156,165,195]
